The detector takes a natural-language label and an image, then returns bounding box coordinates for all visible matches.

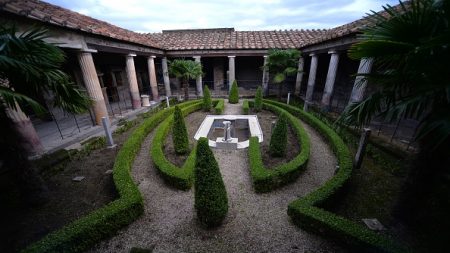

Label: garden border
[263,100,407,253]
[247,101,310,193]
[22,100,199,253]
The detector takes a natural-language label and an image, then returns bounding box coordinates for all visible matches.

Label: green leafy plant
[168,59,202,100]
[254,86,263,112]
[228,80,239,104]
[269,112,288,157]
[203,85,212,111]
[214,99,224,114]
[242,99,249,114]
[172,105,189,154]
[263,49,300,100]
[194,137,228,227]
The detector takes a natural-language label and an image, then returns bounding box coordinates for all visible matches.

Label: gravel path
[89,101,347,253]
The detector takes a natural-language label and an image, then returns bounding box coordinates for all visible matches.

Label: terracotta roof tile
[0,0,162,49]
[146,28,329,50]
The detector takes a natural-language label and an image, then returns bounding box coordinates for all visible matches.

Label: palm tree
[0,25,91,204]
[340,0,449,150]
[168,59,202,100]
[263,49,300,100]
[339,0,450,249]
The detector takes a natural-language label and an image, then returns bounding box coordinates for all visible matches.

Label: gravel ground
[89,100,347,253]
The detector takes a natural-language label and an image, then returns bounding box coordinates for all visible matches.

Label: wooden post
[354,128,371,170]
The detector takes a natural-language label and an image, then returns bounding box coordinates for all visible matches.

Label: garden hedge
[202,85,212,111]
[214,98,224,114]
[172,105,189,154]
[194,137,229,227]
[228,80,239,104]
[247,102,310,193]
[263,100,407,253]
[151,101,203,190]
[269,112,288,157]
[22,100,200,253]
[242,99,249,114]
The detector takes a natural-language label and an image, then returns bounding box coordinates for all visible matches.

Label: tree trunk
[0,111,49,206]
[277,82,283,101]
[184,79,189,100]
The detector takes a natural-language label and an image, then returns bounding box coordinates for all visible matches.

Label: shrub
[194,137,228,227]
[228,80,239,104]
[202,85,212,111]
[269,112,288,157]
[214,99,224,114]
[242,100,249,114]
[254,86,263,112]
[172,105,189,154]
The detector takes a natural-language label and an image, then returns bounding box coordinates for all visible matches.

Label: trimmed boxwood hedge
[22,100,200,253]
[151,101,203,190]
[263,100,408,253]
[269,112,288,157]
[202,85,212,111]
[194,137,229,227]
[242,99,249,114]
[248,102,310,193]
[172,105,189,155]
[228,80,239,104]
[214,98,224,114]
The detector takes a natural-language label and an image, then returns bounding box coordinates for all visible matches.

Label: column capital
[263,55,268,58]
[127,53,137,57]
[193,55,201,59]
[148,55,156,59]
[228,55,236,58]
[309,53,317,57]
[328,50,339,55]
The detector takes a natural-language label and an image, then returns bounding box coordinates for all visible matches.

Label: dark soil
[0,116,146,253]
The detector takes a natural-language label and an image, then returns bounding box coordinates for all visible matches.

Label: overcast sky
[46,0,399,33]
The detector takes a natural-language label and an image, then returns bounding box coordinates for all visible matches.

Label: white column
[321,50,340,108]
[161,57,172,96]
[125,53,141,109]
[349,57,374,104]
[304,53,319,111]
[193,56,203,96]
[262,55,269,96]
[228,55,236,91]
[147,55,159,101]
[77,50,108,125]
[294,57,304,96]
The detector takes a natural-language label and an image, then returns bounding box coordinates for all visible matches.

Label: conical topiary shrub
[269,112,288,157]
[254,86,263,112]
[203,85,212,111]
[228,80,239,104]
[172,105,189,154]
[194,137,228,227]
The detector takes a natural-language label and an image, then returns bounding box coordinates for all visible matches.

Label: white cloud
[47,0,399,32]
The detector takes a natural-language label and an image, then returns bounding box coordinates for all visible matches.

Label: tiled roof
[0,0,406,52]
[0,0,162,49]
[305,2,408,47]
[147,28,328,50]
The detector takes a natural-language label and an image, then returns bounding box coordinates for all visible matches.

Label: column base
[92,100,108,125]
